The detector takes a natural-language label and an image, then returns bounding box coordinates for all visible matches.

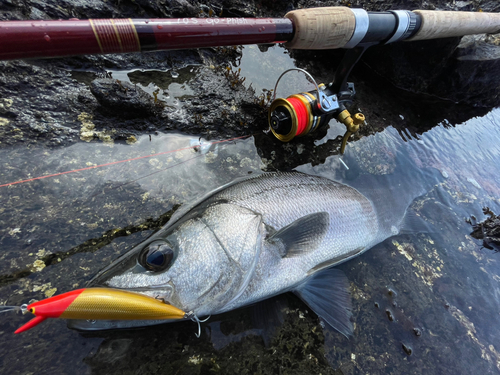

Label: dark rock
[90,78,159,117]
[361,37,462,98]
[0,59,96,146]
[431,35,500,107]
[402,343,413,355]
[362,34,500,108]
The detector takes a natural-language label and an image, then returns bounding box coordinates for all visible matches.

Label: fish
[68,171,420,336]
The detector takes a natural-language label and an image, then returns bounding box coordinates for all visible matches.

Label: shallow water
[1,45,500,374]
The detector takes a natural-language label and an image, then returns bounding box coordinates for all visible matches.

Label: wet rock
[0,60,95,146]
[438,34,500,106]
[81,298,339,375]
[90,78,159,118]
[362,34,500,108]
[402,343,413,355]
[362,37,462,97]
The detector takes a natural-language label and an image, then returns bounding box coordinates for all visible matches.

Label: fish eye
[139,240,174,272]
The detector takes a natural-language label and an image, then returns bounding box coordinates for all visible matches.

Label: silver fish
[71,172,415,336]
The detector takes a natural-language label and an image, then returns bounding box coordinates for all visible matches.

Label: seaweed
[467,207,500,251]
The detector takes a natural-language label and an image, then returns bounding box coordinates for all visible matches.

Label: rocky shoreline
[1,2,500,374]
[1,0,500,170]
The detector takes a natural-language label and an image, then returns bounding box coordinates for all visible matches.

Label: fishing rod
[1,8,499,60]
[2,7,499,150]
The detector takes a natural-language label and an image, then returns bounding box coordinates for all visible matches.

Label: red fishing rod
[0,17,292,60]
[1,8,499,60]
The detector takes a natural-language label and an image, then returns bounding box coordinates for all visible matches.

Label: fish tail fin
[340,164,443,238]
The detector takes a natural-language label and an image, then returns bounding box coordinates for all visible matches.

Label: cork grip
[408,10,500,41]
[284,7,356,49]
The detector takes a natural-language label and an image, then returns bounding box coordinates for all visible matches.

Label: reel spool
[269,90,330,142]
[268,68,339,142]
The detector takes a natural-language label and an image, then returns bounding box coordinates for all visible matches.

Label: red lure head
[14,289,85,334]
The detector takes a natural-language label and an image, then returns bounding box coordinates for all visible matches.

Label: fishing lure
[3,288,187,334]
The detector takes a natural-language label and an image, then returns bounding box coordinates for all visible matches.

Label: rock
[361,33,500,108]
[430,35,500,107]
[361,37,463,99]
[90,78,159,117]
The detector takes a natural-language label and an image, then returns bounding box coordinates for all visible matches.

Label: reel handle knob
[338,110,365,154]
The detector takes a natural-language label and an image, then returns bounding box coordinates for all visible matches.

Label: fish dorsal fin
[294,268,353,338]
[268,212,329,257]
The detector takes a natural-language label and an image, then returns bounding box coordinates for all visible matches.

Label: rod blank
[0,18,293,60]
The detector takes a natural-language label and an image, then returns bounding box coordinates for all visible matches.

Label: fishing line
[88,133,257,198]
[0,306,20,313]
[88,153,204,199]
[0,305,26,314]
[0,134,254,189]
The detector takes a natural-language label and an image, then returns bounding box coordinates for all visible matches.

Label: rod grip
[407,10,500,41]
[284,7,356,49]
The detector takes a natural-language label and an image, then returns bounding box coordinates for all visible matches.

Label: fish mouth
[117,284,175,303]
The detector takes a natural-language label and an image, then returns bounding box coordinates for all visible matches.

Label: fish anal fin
[269,212,329,257]
[398,210,434,235]
[294,268,353,338]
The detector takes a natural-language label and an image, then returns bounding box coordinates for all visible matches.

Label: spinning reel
[268,68,364,153]
[268,44,373,154]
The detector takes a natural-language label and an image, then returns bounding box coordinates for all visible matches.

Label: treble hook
[186,311,211,338]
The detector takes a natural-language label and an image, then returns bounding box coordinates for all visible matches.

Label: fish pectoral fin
[268,212,329,257]
[293,268,353,338]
